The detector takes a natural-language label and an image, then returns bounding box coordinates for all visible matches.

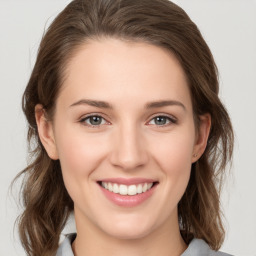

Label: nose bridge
[110,120,148,170]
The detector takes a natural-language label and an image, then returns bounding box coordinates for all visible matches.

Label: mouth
[97,180,158,196]
[97,179,158,207]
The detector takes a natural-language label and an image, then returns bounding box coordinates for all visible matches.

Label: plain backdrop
[0,1,255,255]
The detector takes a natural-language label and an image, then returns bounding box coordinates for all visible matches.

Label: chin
[99,216,155,240]
[106,227,152,240]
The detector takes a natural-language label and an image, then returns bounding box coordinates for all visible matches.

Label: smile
[98,179,158,207]
[100,182,154,196]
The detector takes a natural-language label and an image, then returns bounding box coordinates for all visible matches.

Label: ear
[35,104,59,160]
[192,113,211,163]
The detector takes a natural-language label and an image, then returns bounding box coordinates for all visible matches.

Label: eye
[80,115,108,127]
[148,115,176,126]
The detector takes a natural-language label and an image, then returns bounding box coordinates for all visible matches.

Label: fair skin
[35,38,211,256]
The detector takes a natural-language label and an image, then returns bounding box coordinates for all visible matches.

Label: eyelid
[78,112,177,128]
[79,113,111,127]
[146,113,177,126]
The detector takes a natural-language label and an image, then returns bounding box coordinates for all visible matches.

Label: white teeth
[101,182,154,195]
[108,183,113,192]
[113,183,119,193]
[128,185,137,196]
[142,183,148,192]
[119,184,128,195]
[147,183,153,190]
[102,182,108,189]
[137,184,143,194]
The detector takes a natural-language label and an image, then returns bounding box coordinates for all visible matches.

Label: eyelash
[79,114,177,128]
[148,115,177,127]
[79,115,109,128]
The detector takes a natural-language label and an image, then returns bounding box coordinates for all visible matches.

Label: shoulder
[56,233,76,256]
[182,238,234,256]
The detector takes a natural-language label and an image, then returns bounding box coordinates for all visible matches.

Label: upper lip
[98,177,157,185]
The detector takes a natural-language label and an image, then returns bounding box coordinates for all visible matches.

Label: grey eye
[148,116,175,126]
[82,116,107,126]
[154,116,169,125]
[89,116,102,125]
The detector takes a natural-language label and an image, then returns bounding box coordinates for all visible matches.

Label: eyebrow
[69,99,186,110]
[145,100,186,110]
[70,99,113,109]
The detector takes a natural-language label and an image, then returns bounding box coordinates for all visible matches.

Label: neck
[72,209,187,256]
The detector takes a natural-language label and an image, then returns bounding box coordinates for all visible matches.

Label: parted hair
[14,0,234,255]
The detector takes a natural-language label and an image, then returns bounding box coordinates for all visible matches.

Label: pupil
[90,116,101,125]
[155,116,166,125]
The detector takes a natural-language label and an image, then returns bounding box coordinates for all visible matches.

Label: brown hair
[14,0,234,255]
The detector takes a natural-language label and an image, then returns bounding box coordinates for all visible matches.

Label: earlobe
[192,114,211,163]
[35,104,59,160]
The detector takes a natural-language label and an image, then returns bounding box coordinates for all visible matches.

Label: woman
[16,0,234,255]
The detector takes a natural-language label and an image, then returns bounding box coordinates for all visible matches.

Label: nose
[109,124,149,171]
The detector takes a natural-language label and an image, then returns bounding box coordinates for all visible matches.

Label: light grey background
[0,1,255,255]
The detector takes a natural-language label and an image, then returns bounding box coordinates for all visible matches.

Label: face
[36,38,210,240]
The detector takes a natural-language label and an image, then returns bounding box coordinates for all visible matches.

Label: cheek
[54,128,110,202]
[154,131,194,171]
[55,127,107,173]
[54,130,109,205]
[150,128,195,199]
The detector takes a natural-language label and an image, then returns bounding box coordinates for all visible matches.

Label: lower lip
[99,184,157,207]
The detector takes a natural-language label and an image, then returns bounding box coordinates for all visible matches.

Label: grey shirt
[56,233,233,256]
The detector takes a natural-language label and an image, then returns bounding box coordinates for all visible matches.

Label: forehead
[58,38,192,110]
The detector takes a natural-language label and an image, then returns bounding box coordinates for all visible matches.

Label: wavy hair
[14,0,234,255]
